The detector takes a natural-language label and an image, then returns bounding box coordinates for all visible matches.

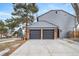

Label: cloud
[0,12,11,16]
[0,12,12,20]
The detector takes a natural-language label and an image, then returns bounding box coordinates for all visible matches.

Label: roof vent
[56,11,58,14]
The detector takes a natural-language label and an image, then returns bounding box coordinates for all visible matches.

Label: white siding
[38,10,76,38]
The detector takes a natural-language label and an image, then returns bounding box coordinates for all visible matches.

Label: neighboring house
[27,10,77,39]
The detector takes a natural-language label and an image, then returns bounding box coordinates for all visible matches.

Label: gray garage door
[43,29,54,39]
[30,30,41,39]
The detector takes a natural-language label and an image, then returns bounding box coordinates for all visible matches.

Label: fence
[69,31,79,38]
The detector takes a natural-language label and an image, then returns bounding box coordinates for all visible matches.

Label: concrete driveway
[10,39,79,56]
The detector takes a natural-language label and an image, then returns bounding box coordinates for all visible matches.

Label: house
[27,10,77,39]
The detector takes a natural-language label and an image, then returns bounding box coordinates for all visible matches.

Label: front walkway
[10,39,79,56]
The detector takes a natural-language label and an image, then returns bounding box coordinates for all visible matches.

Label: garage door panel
[30,30,41,39]
[43,30,54,39]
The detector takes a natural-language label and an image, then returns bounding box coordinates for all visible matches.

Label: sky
[0,3,13,20]
[0,3,75,20]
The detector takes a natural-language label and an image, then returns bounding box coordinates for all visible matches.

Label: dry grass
[0,39,26,56]
[70,38,79,42]
[66,40,74,44]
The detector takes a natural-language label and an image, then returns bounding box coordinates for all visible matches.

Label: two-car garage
[29,29,58,39]
[28,21,59,39]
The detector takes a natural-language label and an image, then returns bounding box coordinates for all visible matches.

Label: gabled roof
[28,21,58,28]
[38,10,75,19]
